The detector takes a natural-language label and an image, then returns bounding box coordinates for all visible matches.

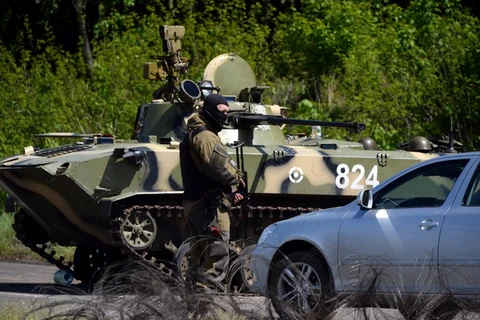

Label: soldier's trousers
[183,196,231,282]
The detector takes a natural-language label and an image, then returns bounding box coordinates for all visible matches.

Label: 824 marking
[335,164,379,190]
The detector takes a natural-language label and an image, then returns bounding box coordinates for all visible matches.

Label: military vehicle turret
[0,25,464,284]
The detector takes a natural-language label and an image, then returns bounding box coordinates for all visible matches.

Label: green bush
[0,213,74,262]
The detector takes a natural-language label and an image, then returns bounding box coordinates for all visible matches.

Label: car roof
[369,151,480,192]
[438,151,480,157]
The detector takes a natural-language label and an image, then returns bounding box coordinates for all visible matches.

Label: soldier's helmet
[408,136,432,152]
[358,137,378,150]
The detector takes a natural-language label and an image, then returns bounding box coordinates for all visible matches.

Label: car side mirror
[357,189,373,209]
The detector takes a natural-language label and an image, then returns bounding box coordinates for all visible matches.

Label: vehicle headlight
[199,80,214,97]
[258,224,277,245]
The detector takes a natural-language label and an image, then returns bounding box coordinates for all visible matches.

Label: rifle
[231,141,250,240]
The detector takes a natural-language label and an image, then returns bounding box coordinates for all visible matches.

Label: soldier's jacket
[186,113,241,191]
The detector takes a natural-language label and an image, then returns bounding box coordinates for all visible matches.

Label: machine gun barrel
[229,113,366,131]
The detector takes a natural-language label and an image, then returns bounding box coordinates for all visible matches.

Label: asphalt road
[0,261,80,306]
[0,261,478,319]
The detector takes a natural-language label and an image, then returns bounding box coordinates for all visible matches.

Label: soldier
[180,94,244,289]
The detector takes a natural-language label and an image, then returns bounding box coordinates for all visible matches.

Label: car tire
[268,250,334,319]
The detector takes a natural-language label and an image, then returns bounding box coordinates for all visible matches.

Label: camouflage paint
[0,30,442,253]
[0,99,438,246]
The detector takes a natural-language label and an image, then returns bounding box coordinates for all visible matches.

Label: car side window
[374,159,469,209]
[462,164,480,206]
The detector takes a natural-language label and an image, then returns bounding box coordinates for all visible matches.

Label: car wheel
[269,250,333,319]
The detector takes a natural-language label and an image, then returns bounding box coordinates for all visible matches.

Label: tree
[71,0,94,76]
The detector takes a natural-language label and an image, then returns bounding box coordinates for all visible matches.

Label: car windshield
[374,159,469,209]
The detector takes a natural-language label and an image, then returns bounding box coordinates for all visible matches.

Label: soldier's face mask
[202,94,229,132]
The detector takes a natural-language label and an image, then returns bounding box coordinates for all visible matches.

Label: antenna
[445,116,457,153]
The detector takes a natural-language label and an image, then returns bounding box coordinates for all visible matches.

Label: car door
[338,157,473,294]
[438,157,480,294]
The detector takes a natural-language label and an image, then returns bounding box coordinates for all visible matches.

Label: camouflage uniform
[180,95,241,283]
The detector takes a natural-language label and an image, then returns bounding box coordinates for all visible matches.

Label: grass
[0,301,246,320]
[0,212,74,263]
[0,304,47,320]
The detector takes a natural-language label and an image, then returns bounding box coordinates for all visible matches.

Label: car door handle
[419,219,439,231]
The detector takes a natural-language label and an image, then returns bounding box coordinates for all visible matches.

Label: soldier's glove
[232,190,244,205]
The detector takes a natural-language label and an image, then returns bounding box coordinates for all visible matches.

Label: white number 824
[335,164,379,190]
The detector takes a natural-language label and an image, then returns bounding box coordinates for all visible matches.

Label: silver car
[250,152,480,319]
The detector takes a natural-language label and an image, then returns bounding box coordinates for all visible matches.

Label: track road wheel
[227,244,256,293]
[173,241,191,280]
[269,250,333,319]
[120,209,157,250]
[238,244,256,292]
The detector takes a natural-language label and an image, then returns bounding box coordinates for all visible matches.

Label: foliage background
[0,0,479,203]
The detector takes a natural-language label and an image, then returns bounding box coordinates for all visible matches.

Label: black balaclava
[202,94,229,132]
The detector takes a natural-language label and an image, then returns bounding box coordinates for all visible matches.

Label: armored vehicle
[0,25,464,284]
